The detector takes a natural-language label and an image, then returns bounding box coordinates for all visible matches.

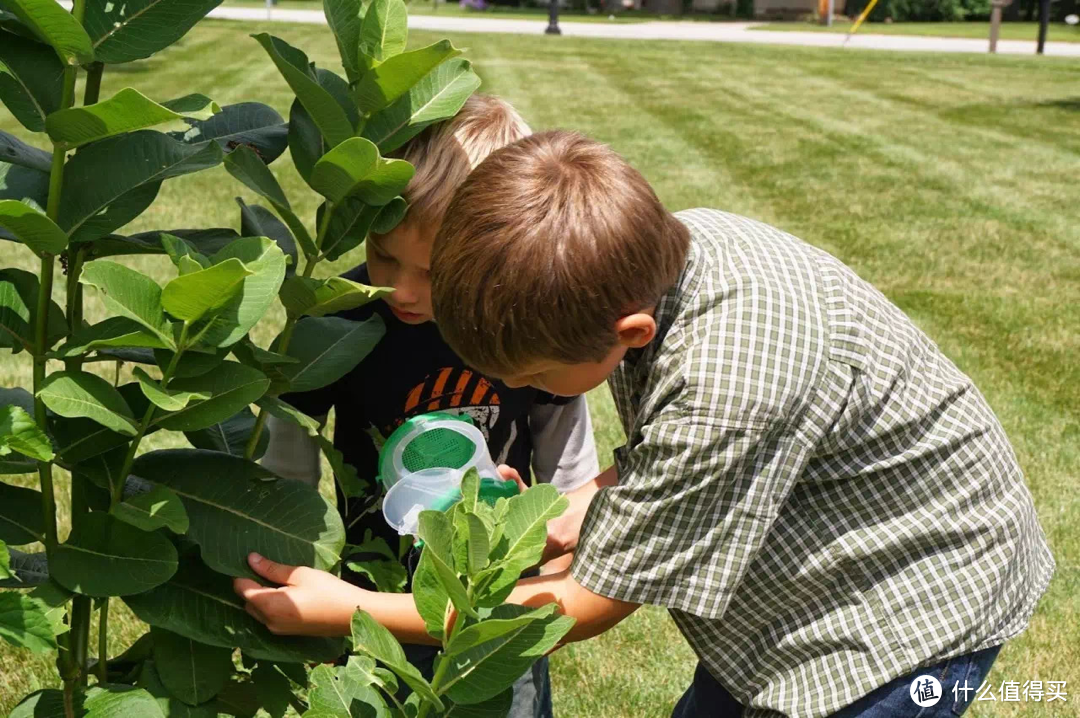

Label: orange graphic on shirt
[390,368,501,435]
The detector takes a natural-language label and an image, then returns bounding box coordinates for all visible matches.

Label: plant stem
[419,589,473,718]
[242,206,330,460]
[110,327,188,507]
[69,596,92,687]
[82,62,104,106]
[96,599,109,683]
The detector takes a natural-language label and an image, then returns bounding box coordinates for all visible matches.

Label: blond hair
[393,93,531,230]
[430,130,690,376]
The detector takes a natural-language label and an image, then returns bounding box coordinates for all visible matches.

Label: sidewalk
[210,5,1080,56]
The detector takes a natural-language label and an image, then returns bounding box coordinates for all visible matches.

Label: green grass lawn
[2,17,1079,718]
[756,19,1080,43]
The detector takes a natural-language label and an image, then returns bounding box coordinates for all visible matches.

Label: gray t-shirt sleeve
[260,415,324,488]
[529,394,600,493]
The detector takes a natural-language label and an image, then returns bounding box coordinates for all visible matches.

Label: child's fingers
[234,577,276,601]
[247,552,304,585]
[496,464,527,492]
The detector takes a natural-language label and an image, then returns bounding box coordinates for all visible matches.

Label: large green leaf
[154,346,229,379]
[0,403,53,460]
[371,197,408,235]
[0,198,67,255]
[60,131,224,243]
[154,362,268,432]
[411,544,450,640]
[172,102,288,165]
[0,267,66,352]
[55,317,171,358]
[280,276,391,318]
[306,659,390,718]
[151,627,234,706]
[189,237,287,348]
[84,0,224,64]
[237,199,296,274]
[351,610,443,711]
[252,34,354,148]
[46,88,218,149]
[0,32,64,133]
[38,370,137,436]
[51,512,178,596]
[445,604,557,656]
[88,228,239,260]
[358,0,408,67]
[124,558,345,663]
[0,591,58,654]
[496,484,568,565]
[310,137,414,206]
[354,41,462,114]
[83,684,167,718]
[249,663,294,718]
[162,258,251,324]
[183,406,266,458]
[318,198,380,263]
[0,0,94,64]
[130,449,345,578]
[0,131,52,172]
[286,99,322,187]
[137,661,220,718]
[323,0,364,83]
[363,58,481,154]
[9,690,74,718]
[224,146,315,258]
[276,315,385,393]
[441,604,574,705]
[112,483,189,534]
[416,511,475,620]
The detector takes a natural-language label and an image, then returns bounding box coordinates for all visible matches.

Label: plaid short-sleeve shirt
[571,209,1055,718]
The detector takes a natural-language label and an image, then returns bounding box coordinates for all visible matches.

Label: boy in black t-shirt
[259,96,599,718]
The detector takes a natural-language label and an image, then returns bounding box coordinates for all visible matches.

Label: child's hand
[496,463,528,492]
[233,553,364,637]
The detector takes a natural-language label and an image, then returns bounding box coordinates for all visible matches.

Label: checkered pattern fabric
[571,209,1055,718]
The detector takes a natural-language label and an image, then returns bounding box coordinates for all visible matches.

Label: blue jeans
[403,643,554,718]
[672,644,1003,717]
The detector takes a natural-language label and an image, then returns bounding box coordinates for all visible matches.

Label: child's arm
[234,553,639,643]
[259,415,324,487]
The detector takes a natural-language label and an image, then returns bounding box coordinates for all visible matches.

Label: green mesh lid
[378,412,477,486]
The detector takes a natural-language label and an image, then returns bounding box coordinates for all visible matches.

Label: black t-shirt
[283,265,571,582]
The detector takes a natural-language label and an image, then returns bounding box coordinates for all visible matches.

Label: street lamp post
[546,0,562,34]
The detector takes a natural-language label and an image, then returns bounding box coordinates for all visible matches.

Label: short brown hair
[393,93,531,230]
[431,130,690,376]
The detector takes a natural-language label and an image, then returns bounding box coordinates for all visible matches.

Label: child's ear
[614,313,657,349]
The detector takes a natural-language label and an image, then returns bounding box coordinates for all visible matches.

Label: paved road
[211,5,1080,56]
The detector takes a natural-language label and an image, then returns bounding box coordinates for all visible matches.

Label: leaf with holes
[84,0,224,64]
[51,512,178,597]
[130,449,345,579]
[172,102,287,165]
